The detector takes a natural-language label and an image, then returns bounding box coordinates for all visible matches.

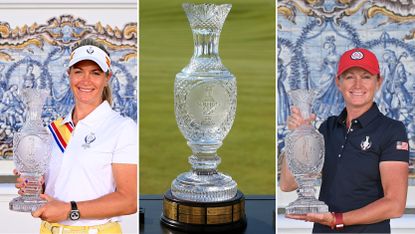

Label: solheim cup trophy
[9,88,52,212]
[161,3,246,232]
[284,89,328,214]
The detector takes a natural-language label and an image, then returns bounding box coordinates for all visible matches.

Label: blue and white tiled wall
[278,0,415,169]
[0,15,137,159]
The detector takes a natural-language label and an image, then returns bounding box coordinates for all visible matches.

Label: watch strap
[70,201,78,211]
[69,201,81,221]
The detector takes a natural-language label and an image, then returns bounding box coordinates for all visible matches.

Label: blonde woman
[16,38,137,233]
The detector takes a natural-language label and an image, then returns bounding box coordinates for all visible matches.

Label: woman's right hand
[287,106,316,130]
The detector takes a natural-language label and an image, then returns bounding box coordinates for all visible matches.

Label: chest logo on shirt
[82,132,96,149]
[360,136,372,151]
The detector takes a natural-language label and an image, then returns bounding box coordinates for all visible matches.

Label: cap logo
[87,47,94,54]
[351,51,364,60]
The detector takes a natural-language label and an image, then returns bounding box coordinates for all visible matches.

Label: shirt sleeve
[380,121,409,162]
[112,118,138,164]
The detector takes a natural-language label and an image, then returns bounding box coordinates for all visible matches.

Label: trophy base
[161,190,247,233]
[285,197,328,215]
[171,171,237,202]
[9,196,47,212]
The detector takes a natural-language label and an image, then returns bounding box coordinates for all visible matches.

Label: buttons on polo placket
[339,121,356,158]
[339,144,345,158]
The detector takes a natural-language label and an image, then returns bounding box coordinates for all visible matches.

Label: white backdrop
[0,0,136,28]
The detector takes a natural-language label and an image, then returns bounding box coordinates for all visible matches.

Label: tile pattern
[278,0,415,168]
[0,15,137,159]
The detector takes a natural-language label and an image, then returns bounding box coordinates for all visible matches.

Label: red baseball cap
[336,48,380,78]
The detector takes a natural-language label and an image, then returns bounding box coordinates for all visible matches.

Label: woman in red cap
[280,48,409,233]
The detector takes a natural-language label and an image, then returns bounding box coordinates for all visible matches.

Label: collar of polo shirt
[61,101,112,129]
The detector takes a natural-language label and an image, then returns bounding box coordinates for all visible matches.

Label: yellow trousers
[40,221,122,234]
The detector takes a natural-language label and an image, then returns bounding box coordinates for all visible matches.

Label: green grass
[140,0,275,194]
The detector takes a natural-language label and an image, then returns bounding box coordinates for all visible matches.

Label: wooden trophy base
[161,190,247,233]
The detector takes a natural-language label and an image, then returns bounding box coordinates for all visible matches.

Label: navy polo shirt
[313,103,409,233]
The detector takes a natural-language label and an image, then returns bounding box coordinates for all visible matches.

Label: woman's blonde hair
[70,38,113,106]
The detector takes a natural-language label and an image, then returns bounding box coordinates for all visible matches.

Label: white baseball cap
[68,45,111,72]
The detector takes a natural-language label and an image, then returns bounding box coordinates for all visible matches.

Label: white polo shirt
[45,101,137,226]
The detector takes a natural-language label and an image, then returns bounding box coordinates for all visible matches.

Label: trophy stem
[20,174,43,196]
[285,176,328,215]
[295,176,318,199]
[189,154,220,174]
[188,142,222,173]
[9,174,46,212]
[171,141,236,202]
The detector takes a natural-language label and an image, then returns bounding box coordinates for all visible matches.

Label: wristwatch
[69,201,81,221]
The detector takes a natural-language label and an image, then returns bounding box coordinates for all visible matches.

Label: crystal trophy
[161,3,246,232]
[9,88,52,212]
[285,89,328,214]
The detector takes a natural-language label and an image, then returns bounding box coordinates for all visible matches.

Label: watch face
[70,210,80,221]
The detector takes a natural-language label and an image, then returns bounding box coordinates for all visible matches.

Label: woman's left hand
[31,194,71,223]
[286,212,334,227]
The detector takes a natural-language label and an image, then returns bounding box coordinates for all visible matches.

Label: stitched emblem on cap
[351,51,364,60]
[87,47,94,54]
